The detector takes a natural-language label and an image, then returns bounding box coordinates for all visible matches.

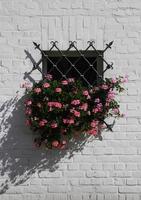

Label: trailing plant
[24,74,127,149]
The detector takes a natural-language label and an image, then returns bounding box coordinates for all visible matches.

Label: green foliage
[24,76,126,149]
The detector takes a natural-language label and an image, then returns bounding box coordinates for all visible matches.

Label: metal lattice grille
[26,41,114,87]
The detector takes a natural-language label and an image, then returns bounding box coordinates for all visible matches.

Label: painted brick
[0,0,141,199]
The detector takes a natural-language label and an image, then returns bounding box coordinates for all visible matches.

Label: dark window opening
[42,50,104,87]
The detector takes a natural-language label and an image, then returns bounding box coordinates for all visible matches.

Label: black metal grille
[26,41,114,87]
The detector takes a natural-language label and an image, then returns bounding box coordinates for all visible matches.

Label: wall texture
[0,0,141,200]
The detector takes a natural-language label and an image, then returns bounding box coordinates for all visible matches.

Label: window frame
[42,50,104,86]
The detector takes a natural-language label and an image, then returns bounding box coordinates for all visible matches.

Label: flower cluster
[24,75,127,149]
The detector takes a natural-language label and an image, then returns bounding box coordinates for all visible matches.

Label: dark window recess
[42,50,104,87]
[31,41,114,88]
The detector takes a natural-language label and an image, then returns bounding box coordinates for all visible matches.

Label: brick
[48,185,70,193]
[83,194,96,200]
[126,163,137,170]
[86,171,109,178]
[0,1,141,199]
[125,194,140,200]
[91,179,102,185]
[67,163,79,170]
[79,179,91,185]
[69,179,79,186]
[81,147,93,155]
[92,163,103,170]
[71,0,83,9]
[79,163,92,170]
[39,171,62,178]
[103,163,114,170]
[96,194,104,200]
[73,155,97,163]
[118,194,126,200]
[93,148,113,155]
[119,186,141,193]
[96,186,118,193]
[42,178,67,185]
[102,178,114,185]
[115,163,125,170]
[110,171,132,178]
[126,179,137,186]
[71,185,96,193]
[63,171,85,178]
[23,186,47,194]
[114,148,137,155]
[52,194,67,200]
[114,178,126,186]
[69,194,82,200]
[104,194,118,200]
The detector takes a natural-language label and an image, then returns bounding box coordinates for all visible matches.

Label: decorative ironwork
[24,40,115,132]
[29,40,114,88]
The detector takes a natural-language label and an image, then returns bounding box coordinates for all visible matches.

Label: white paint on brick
[0,0,141,199]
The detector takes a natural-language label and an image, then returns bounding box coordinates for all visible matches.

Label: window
[42,50,104,87]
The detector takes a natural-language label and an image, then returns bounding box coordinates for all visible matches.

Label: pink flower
[51,122,58,128]
[59,140,67,149]
[39,119,48,127]
[54,102,62,108]
[70,108,75,113]
[97,103,102,109]
[47,102,62,108]
[111,78,117,84]
[52,140,59,147]
[121,75,128,83]
[58,144,66,149]
[43,82,50,88]
[63,119,68,124]
[90,120,98,128]
[61,80,68,85]
[48,102,54,107]
[62,140,67,145]
[25,100,32,106]
[34,87,41,94]
[87,95,91,100]
[25,108,32,115]
[107,91,115,100]
[45,74,53,80]
[83,90,89,96]
[68,118,75,124]
[73,110,80,117]
[113,108,119,114]
[63,118,75,125]
[105,102,110,107]
[71,99,80,105]
[55,87,62,93]
[95,103,103,112]
[87,129,97,136]
[80,103,88,111]
[92,108,99,113]
[101,84,108,90]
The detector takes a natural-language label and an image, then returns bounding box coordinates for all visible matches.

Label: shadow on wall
[0,95,92,194]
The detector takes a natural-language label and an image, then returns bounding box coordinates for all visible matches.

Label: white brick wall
[0,0,141,199]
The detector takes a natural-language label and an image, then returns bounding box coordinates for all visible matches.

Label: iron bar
[31,41,113,87]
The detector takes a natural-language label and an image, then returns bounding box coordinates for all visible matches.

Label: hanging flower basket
[24,74,127,149]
